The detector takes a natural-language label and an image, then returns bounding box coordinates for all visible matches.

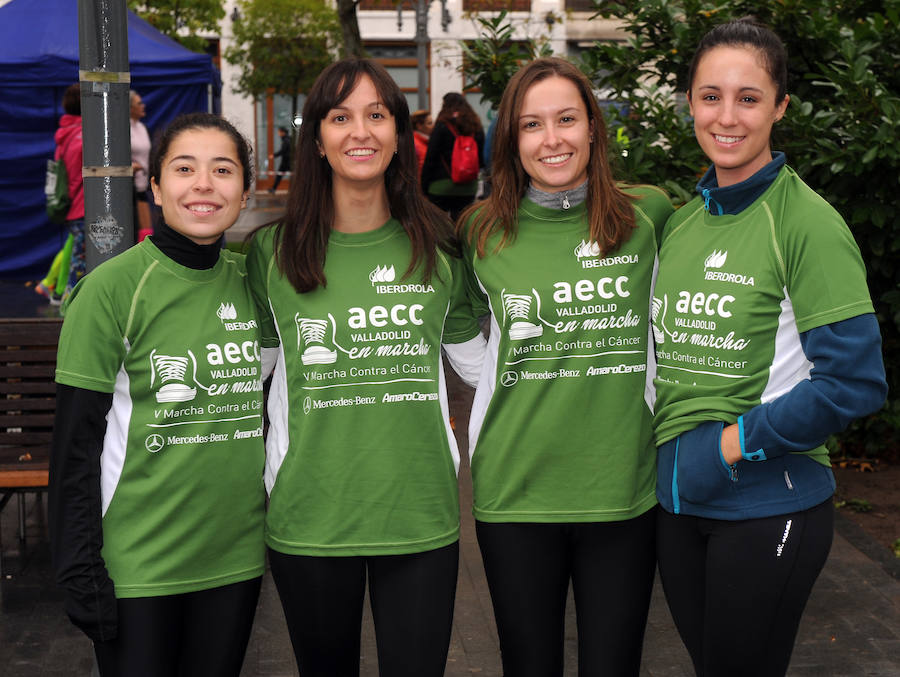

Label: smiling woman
[516,76,592,194]
[244,58,486,677]
[652,18,887,677]
[318,75,397,198]
[50,113,266,677]
[150,127,249,244]
[688,45,789,187]
[457,57,674,677]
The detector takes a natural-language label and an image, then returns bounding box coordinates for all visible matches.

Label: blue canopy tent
[0,0,220,279]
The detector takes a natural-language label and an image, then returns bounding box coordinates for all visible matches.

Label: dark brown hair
[687,17,788,104]
[270,58,454,294]
[461,57,636,257]
[149,112,253,193]
[435,92,482,138]
[62,83,81,116]
[410,109,430,131]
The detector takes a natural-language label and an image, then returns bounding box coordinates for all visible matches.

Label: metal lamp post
[396,0,451,110]
[78,0,134,272]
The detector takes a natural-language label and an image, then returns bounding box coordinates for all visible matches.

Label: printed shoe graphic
[501,289,544,340]
[651,296,665,345]
[295,315,338,365]
[150,349,198,403]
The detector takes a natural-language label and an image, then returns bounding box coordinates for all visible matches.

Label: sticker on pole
[88,215,125,254]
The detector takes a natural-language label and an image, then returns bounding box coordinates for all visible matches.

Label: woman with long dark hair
[421,92,484,220]
[652,19,886,676]
[460,57,673,676]
[246,58,484,677]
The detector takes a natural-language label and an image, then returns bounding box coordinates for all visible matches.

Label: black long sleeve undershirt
[49,225,220,641]
[49,386,117,641]
[149,220,223,269]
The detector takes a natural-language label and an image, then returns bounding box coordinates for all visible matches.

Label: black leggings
[475,509,657,677]
[268,541,459,677]
[656,499,834,677]
[93,576,261,677]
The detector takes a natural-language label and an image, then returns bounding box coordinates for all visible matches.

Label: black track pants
[93,576,261,677]
[268,541,459,677]
[656,499,833,677]
[475,509,657,677]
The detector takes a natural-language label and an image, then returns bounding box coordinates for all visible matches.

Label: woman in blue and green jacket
[651,18,887,677]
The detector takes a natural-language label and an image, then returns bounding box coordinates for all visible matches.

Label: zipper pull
[562,193,570,210]
[730,463,739,482]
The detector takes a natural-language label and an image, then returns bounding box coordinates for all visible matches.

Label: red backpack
[446,123,479,184]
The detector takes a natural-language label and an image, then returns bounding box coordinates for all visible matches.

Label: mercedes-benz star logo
[500,370,518,387]
[303,396,312,415]
[145,434,165,453]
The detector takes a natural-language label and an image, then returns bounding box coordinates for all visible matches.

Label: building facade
[218,0,624,189]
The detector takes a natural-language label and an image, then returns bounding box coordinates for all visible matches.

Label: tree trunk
[336,0,364,58]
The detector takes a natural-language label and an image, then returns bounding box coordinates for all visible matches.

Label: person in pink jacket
[54,83,85,294]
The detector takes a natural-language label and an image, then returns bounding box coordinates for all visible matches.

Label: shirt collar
[697,151,786,216]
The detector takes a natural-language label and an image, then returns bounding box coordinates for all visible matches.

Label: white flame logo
[369,264,396,284]
[704,250,728,269]
[217,302,237,320]
[573,239,602,259]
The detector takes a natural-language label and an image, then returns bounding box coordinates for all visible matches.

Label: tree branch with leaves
[225,0,341,128]
[128,0,225,53]
[460,11,553,110]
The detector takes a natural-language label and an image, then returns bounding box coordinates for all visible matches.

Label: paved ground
[3,194,900,675]
[3,363,899,675]
[225,191,287,246]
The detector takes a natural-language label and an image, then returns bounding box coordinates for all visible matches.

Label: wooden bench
[0,318,61,575]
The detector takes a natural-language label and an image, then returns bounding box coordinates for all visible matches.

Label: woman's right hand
[62,570,119,641]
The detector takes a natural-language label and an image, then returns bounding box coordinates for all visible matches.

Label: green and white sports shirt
[465,187,673,522]
[652,166,874,462]
[247,219,481,556]
[56,239,266,598]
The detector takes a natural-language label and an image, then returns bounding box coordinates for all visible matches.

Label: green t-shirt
[652,166,874,462]
[55,239,266,598]
[247,219,481,556]
[465,186,673,522]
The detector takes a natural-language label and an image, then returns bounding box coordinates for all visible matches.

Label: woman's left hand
[720,423,742,465]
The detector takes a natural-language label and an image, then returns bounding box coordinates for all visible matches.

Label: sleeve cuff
[738,415,767,461]
[442,333,486,388]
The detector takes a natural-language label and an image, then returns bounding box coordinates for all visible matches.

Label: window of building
[255,93,305,188]
[366,42,430,113]
[252,43,428,188]
[462,0,530,11]
[204,38,221,71]
[358,0,398,8]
